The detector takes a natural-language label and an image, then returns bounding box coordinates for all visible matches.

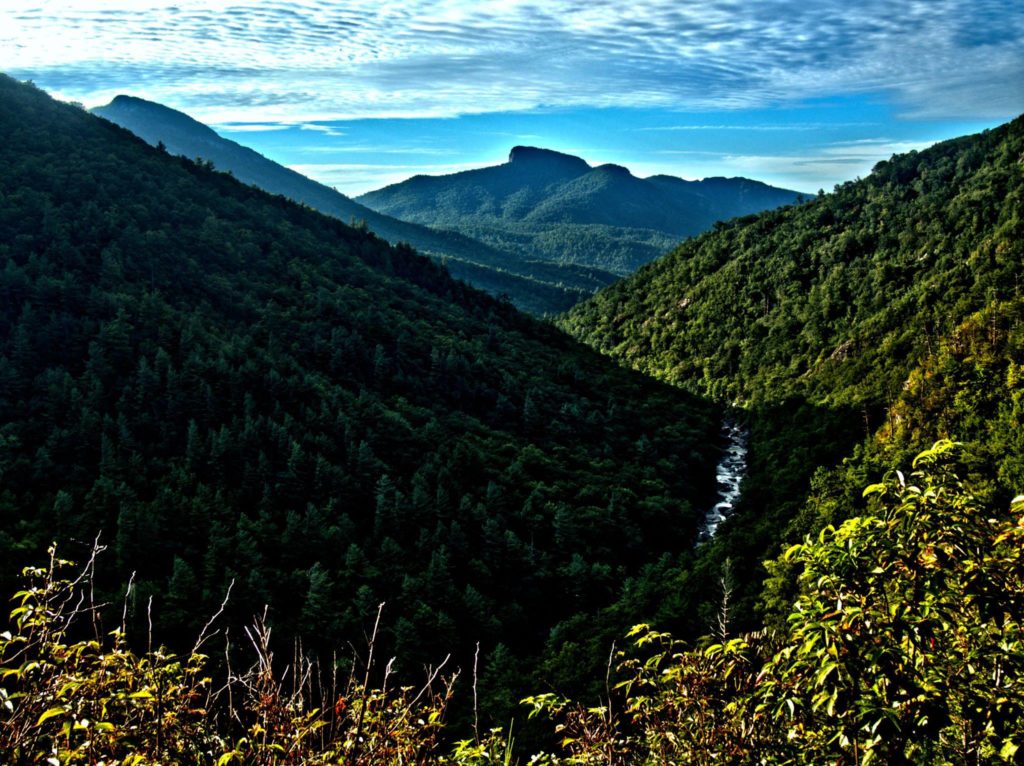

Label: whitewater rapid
[700,420,748,540]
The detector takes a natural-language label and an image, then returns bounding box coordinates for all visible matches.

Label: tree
[531,442,1024,765]
[760,440,1024,763]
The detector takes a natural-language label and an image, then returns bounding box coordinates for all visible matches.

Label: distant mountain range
[357,146,806,274]
[94,96,803,313]
[92,96,612,314]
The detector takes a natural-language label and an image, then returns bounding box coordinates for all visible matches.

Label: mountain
[1,75,723,712]
[357,145,805,274]
[92,95,616,314]
[559,116,1024,622]
[4,79,1021,762]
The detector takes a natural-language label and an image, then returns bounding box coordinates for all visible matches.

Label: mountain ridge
[92,95,613,314]
[558,114,1024,628]
[0,74,720,712]
[357,147,805,274]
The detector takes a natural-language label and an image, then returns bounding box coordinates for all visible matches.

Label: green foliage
[7,73,1023,765]
[525,443,1024,764]
[561,119,1024,407]
[0,548,467,764]
[1,547,218,763]
[1,458,1021,762]
[356,146,802,283]
[759,441,1024,763]
[559,114,1024,634]
[0,74,719,709]
[760,297,1024,627]
[562,117,1024,409]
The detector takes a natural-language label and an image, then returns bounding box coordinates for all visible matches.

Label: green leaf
[783,544,803,561]
[814,662,838,688]
[36,706,65,726]
[626,623,649,637]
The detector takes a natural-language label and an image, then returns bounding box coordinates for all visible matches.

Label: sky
[1,0,1022,196]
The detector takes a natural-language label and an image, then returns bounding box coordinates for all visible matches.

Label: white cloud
[297,144,453,155]
[212,122,292,132]
[288,160,495,195]
[638,123,879,132]
[0,0,1020,122]
[299,123,346,137]
[645,137,941,191]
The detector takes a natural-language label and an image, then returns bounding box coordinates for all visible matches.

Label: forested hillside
[560,115,1024,622]
[93,96,613,315]
[0,75,722,718]
[3,75,1023,764]
[357,146,804,275]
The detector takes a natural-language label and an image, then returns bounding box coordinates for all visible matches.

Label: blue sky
[2,0,1021,195]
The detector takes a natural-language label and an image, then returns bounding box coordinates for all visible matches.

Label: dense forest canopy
[3,71,1024,763]
[92,95,612,316]
[0,75,724,722]
[560,114,1024,625]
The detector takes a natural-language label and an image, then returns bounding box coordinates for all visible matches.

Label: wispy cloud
[288,160,490,194]
[2,0,1020,123]
[293,145,454,155]
[299,123,346,137]
[655,138,938,190]
[639,123,880,132]
[212,122,292,132]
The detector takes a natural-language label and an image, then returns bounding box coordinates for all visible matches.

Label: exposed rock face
[507,145,591,175]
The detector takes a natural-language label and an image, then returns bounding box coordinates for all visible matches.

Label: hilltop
[357,145,804,275]
[1,76,720,712]
[93,95,615,314]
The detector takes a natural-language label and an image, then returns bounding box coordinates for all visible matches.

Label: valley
[93,96,803,316]
[1,5,1023,756]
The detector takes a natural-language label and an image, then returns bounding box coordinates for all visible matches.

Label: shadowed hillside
[1,76,721,716]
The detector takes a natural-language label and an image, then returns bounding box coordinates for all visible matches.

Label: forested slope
[357,146,804,276]
[3,76,1023,763]
[0,76,720,714]
[93,96,611,315]
[560,115,1024,622]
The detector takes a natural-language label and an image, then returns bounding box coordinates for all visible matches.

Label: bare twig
[192,578,234,656]
[409,653,451,708]
[348,601,385,766]
[147,595,154,656]
[473,641,481,745]
[121,570,136,636]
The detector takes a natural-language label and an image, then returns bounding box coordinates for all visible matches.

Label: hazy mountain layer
[357,145,805,274]
[92,96,616,314]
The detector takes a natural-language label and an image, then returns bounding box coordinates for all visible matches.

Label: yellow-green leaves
[35,706,65,725]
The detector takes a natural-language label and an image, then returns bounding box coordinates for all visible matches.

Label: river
[700,419,748,541]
